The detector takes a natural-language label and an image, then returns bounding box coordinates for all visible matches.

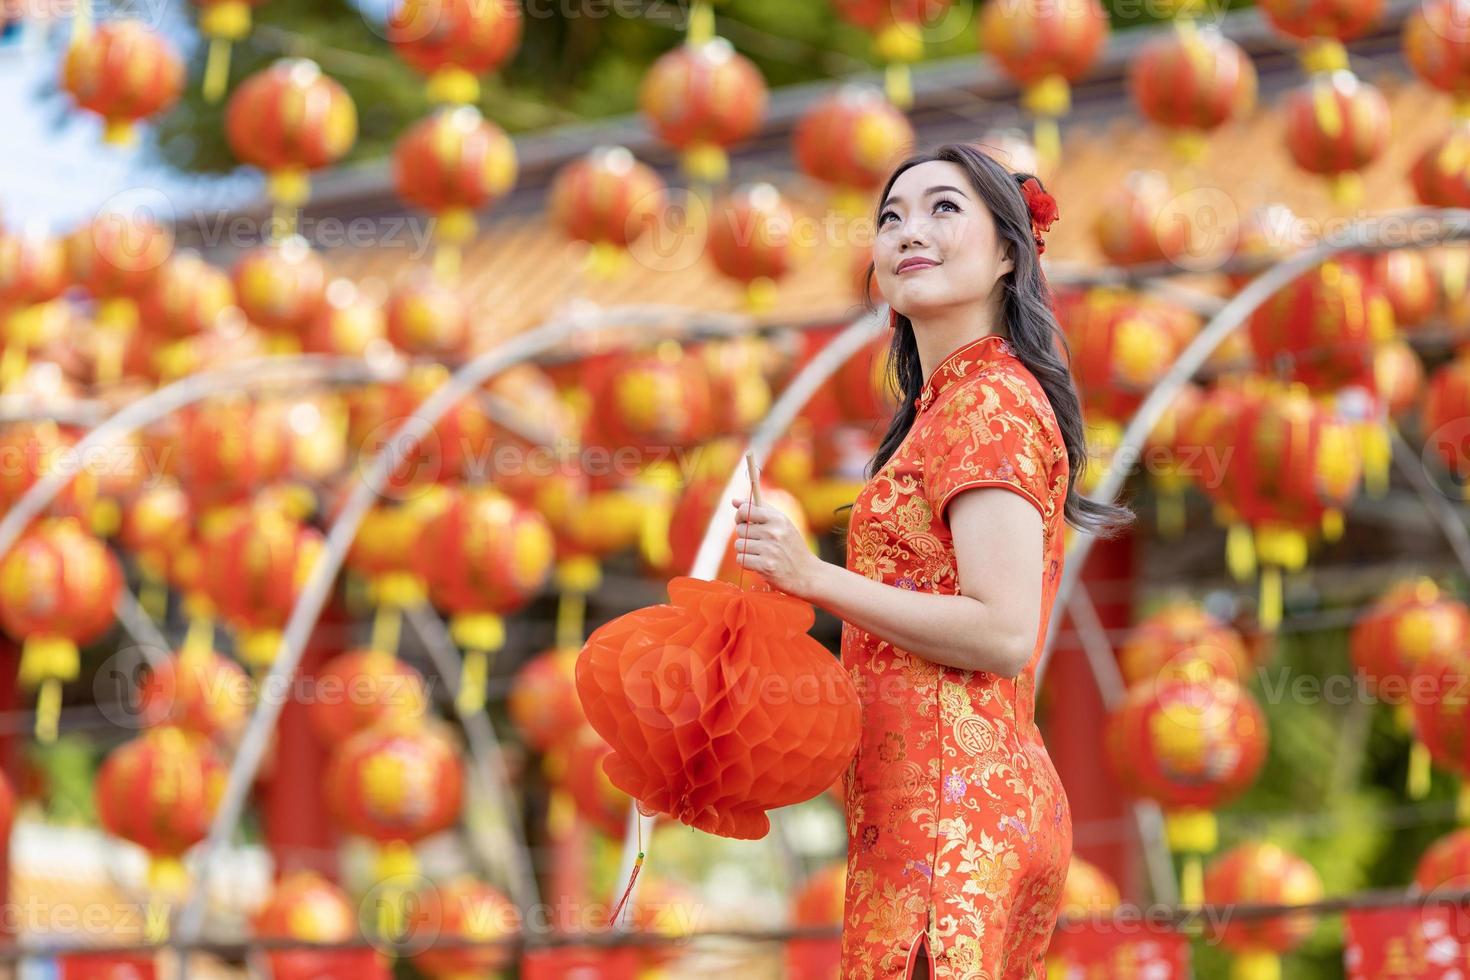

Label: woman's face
[873,160,1014,321]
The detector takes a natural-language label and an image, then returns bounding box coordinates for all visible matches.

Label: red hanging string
[606,810,645,926]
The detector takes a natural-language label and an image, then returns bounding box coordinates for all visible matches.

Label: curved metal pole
[1037,208,1470,685]
[404,604,540,907]
[174,305,765,947]
[0,356,393,561]
[1390,428,1470,581]
[610,310,886,923]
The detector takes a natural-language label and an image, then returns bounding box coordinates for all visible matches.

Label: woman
[731,143,1134,979]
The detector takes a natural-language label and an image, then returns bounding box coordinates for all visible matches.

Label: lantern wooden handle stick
[737,452,761,592]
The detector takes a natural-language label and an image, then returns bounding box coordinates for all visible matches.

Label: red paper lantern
[787,862,844,980]
[388,0,522,105]
[412,878,520,977]
[225,59,357,207]
[393,106,518,245]
[1118,602,1252,689]
[548,147,668,273]
[978,0,1108,161]
[254,870,385,980]
[708,183,801,309]
[563,725,631,838]
[1059,288,1180,419]
[1404,0,1470,112]
[508,647,584,753]
[308,649,428,744]
[1412,126,1470,208]
[1408,649,1470,786]
[173,399,289,512]
[0,227,68,308]
[1204,842,1324,977]
[1258,0,1385,50]
[304,279,386,357]
[639,38,768,184]
[61,21,183,145]
[793,87,914,210]
[0,422,100,520]
[384,274,470,359]
[583,345,715,460]
[232,237,327,342]
[1248,257,1394,391]
[833,0,952,105]
[1351,578,1470,704]
[0,518,121,741]
[196,505,323,668]
[1425,352,1470,485]
[137,251,236,341]
[1415,827,1470,891]
[137,649,251,743]
[67,210,173,303]
[1091,170,1191,267]
[415,485,554,627]
[1281,71,1390,204]
[1374,340,1423,420]
[95,726,226,887]
[1128,21,1256,158]
[325,720,465,844]
[576,577,862,839]
[1060,855,1121,917]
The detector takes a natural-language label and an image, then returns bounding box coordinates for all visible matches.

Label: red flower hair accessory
[1019,176,1058,255]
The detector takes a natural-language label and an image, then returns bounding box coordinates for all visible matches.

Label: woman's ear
[998,243,1016,278]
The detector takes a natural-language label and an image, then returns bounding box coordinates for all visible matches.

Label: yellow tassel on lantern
[681,143,729,185]
[746,277,779,313]
[372,839,420,942]
[1358,421,1391,499]
[583,240,627,280]
[884,63,914,110]
[102,119,136,146]
[452,613,505,716]
[239,629,282,672]
[1259,565,1283,632]
[267,168,311,209]
[686,0,715,45]
[1299,38,1348,75]
[427,66,480,105]
[1408,739,1432,800]
[1328,172,1364,206]
[1320,508,1344,542]
[371,605,403,657]
[1231,950,1282,980]
[1164,808,1218,854]
[1226,523,1256,581]
[21,636,80,744]
[200,0,251,102]
[1167,130,1210,165]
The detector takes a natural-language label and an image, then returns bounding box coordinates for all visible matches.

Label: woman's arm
[731,488,1044,677]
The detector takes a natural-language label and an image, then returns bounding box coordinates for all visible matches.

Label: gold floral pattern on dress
[840,333,1073,980]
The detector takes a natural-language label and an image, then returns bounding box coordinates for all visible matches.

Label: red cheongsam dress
[839,331,1073,980]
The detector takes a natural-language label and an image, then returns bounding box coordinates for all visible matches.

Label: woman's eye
[878,210,898,225]
[934,199,960,213]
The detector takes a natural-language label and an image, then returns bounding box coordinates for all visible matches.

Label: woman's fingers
[730,498,771,523]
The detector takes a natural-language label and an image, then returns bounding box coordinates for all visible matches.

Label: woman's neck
[910,306,1005,385]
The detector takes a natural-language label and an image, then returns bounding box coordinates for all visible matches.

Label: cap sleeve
[922,372,1053,525]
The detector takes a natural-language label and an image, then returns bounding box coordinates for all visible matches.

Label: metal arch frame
[608,312,886,924]
[169,304,773,954]
[1037,206,1470,684]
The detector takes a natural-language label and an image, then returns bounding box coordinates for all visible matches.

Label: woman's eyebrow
[880,185,970,210]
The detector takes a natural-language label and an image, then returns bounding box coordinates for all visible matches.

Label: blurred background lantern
[388,0,522,105]
[833,0,953,107]
[548,146,669,279]
[307,648,428,744]
[707,183,801,311]
[225,59,358,211]
[231,237,327,350]
[193,0,266,100]
[1203,842,1324,980]
[793,86,915,214]
[1128,21,1257,163]
[60,21,183,146]
[412,877,521,978]
[1280,70,1391,205]
[639,37,768,185]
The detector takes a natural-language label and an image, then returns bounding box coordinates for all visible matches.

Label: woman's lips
[896,258,939,274]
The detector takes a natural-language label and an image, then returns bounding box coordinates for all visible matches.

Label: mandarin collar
[914,333,1016,414]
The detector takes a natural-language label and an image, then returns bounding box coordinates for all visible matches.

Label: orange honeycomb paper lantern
[307,648,428,744]
[225,59,357,208]
[1281,71,1391,205]
[393,106,518,250]
[833,0,953,106]
[793,86,915,213]
[1204,842,1324,980]
[412,878,521,977]
[548,146,669,278]
[708,183,801,311]
[0,518,121,742]
[95,726,226,890]
[977,0,1108,165]
[1105,676,1268,902]
[576,576,862,840]
[231,237,327,346]
[61,21,183,146]
[388,0,522,105]
[639,37,768,184]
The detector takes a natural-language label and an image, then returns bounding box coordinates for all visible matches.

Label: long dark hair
[863,143,1134,539]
